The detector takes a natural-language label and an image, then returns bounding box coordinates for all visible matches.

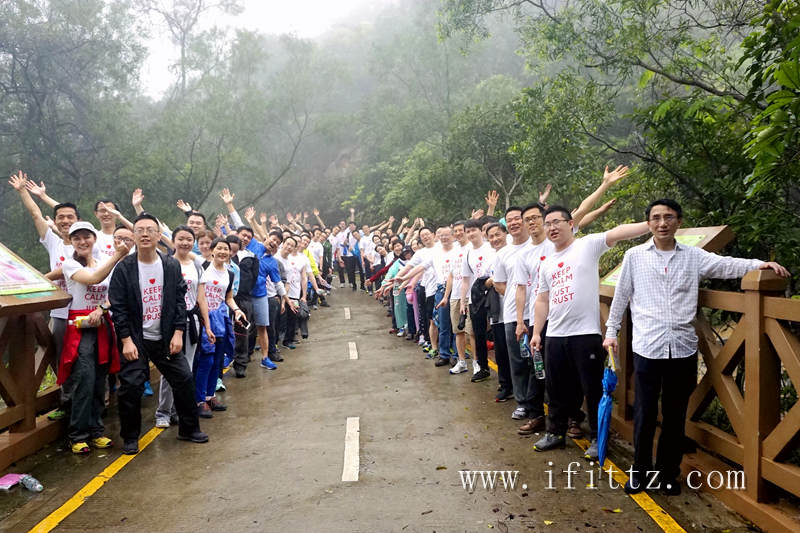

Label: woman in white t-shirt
[155,225,215,428]
[195,238,246,418]
[60,222,129,454]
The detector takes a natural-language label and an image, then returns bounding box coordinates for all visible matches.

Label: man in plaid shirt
[604,198,789,496]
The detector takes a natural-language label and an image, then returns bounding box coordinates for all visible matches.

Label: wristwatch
[98,303,110,313]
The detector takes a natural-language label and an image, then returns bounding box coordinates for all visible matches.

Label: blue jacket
[251,253,281,298]
[199,303,234,356]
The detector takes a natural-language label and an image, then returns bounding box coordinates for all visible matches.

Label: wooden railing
[600,270,800,533]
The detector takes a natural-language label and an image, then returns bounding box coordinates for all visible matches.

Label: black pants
[343,256,358,289]
[491,322,512,394]
[283,302,298,344]
[267,295,280,355]
[633,352,697,482]
[544,334,604,438]
[68,329,108,443]
[405,295,417,337]
[336,259,346,284]
[234,295,253,370]
[470,304,489,372]
[415,284,426,339]
[118,338,200,442]
[422,295,435,344]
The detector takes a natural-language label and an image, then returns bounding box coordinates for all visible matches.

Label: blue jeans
[434,285,453,358]
[194,340,223,403]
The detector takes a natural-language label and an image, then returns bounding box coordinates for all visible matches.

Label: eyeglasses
[523,215,543,223]
[544,219,569,228]
[649,215,678,223]
[134,228,160,236]
[114,237,134,245]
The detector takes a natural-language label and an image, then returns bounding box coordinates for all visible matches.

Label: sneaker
[169,415,179,426]
[282,342,296,350]
[207,397,227,411]
[472,360,480,374]
[567,418,584,439]
[495,389,513,402]
[215,378,226,392]
[177,430,209,443]
[418,338,426,346]
[48,408,67,421]
[320,301,330,307]
[71,441,90,454]
[90,436,113,448]
[389,328,398,334]
[197,402,213,419]
[449,360,468,374]
[260,357,277,370]
[142,381,154,397]
[405,333,414,341]
[425,349,438,360]
[122,440,139,455]
[533,433,566,452]
[511,407,528,420]
[396,328,405,337]
[234,366,246,379]
[624,475,646,495]
[155,418,171,429]
[271,353,284,362]
[518,416,545,435]
[471,369,491,382]
[434,356,450,367]
[584,439,598,460]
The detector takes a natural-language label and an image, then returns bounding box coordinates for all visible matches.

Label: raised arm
[605,221,649,247]
[9,171,49,239]
[220,188,244,228]
[25,179,59,209]
[577,198,617,230]
[572,165,628,227]
[485,190,499,217]
[69,245,129,285]
[312,208,326,229]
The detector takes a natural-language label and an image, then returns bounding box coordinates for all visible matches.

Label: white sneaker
[449,360,468,374]
[154,419,170,429]
[472,360,480,374]
[396,328,405,337]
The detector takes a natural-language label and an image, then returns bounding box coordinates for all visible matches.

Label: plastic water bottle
[20,474,43,492]
[68,316,92,328]
[520,333,532,363]
[533,348,546,380]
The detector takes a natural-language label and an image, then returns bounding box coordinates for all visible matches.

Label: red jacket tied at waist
[58,309,120,385]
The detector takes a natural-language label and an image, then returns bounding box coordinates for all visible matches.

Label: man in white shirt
[603,199,789,495]
[531,205,649,458]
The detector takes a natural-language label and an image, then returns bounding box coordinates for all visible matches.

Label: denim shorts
[252,295,270,326]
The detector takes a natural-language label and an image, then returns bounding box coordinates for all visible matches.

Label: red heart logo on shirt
[59,256,65,262]
[558,262,564,268]
[478,256,483,260]
[182,273,186,277]
[540,256,546,261]
[213,280,219,285]
[149,278,156,284]
[445,259,449,263]
[459,254,462,257]
[106,245,112,249]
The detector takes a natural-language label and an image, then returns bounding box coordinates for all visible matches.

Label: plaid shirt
[605,239,763,359]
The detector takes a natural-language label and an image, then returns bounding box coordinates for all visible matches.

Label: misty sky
[141,0,381,97]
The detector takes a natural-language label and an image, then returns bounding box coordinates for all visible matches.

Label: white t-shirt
[202,264,230,311]
[461,242,496,304]
[359,235,374,262]
[180,259,201,310]
[493,240,530,324]
[276,253,307,299]
[430,244,460,287]
[513,239,555,324]
[40,229,75,319]
[537,232,610,337]
[449,243,466,301]
[138,257,164,341]
[406,246,437,297]
[62,259,110,311]
[95,231,116,260]
[308,241,324,267]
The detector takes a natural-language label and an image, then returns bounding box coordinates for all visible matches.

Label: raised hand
[312,208,320,216]
[286,212,294,222]
[176,199,192,213]
[219,188,235,205]
[259,212,267,224]
[538,184,552,205]
[8,171,27,190]
[132,188,144,208]
[401,217,409,225]
[100,202,121,219]
[269,214,278,225]
[215,214,227,228]
[471,208,485,220]
[303,211,309,219]
[603,165,629,185]
[485,189,499,207]
[243,206,255,220]
[25,179,47,197]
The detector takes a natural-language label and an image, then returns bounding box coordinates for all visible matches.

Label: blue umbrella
[597,346,618,469]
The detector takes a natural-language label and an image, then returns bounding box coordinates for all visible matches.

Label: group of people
[362,166,789,496]
[8,172,341,455]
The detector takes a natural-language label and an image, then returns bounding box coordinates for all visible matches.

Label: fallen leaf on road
[544,520,554,525]
[436,465,447,470]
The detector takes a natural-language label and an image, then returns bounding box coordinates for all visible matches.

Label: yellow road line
[485,358,686,532]
[29,427,164,533]
[30,366,231,532]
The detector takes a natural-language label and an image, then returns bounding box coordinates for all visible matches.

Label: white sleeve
[493,252,508,283]
[62,259,81,281]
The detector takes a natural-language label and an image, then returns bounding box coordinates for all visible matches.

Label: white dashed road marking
[348,342,358,360]
[342,417,360,482]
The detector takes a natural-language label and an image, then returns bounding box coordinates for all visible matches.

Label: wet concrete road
[1,290,754,532]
